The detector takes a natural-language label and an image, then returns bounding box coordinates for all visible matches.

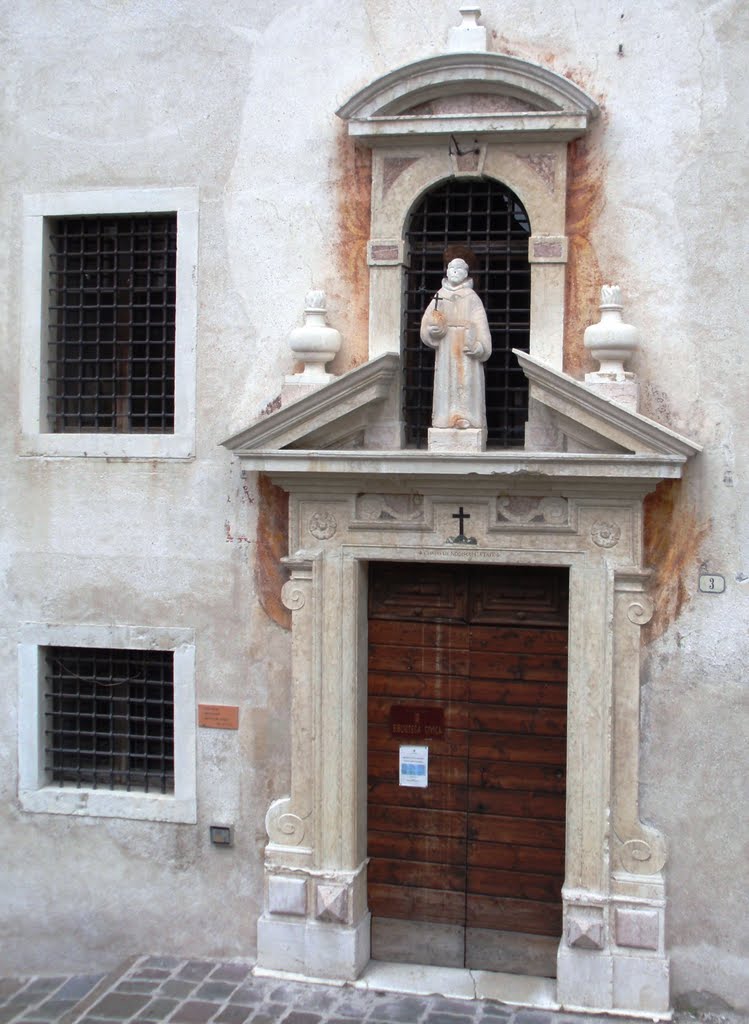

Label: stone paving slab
[0,958,745,1024]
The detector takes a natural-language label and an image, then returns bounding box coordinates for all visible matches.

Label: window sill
[19,432,195,460]
[19,786,197,823]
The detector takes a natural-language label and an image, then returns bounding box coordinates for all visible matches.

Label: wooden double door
[367,562,569,976]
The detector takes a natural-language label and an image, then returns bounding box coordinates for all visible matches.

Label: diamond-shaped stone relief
[566,906,605,950]
[315,883,349,924]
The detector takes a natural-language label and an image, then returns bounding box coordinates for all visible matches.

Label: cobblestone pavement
[0,957,743,1024]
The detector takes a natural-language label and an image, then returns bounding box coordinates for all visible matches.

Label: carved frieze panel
[352,493,426,528]
[493,495,574,531]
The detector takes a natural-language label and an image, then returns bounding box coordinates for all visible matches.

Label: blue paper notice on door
[399,745,428,788]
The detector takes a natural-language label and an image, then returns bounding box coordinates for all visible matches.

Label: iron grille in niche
[44,647,174,793]
[403,178,531,448]
[47,214,177,433]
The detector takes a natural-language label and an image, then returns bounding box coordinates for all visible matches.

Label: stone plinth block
[613,954,670,1014]
[428,427,486,452]
[584,375,640,412]
[281,380,330,406]
[615,907,660,950]
[268,875,307,916]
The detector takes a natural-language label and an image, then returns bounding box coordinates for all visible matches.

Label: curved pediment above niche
[403,92,545,116]
[337,53,599,145]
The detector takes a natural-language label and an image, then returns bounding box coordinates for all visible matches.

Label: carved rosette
[591,520,621,547]
[309,510,337,540]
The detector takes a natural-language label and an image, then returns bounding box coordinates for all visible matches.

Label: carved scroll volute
[612,572,667,874]
[264,555,317,863]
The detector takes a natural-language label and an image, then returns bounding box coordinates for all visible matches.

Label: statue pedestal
[428,427,487,452]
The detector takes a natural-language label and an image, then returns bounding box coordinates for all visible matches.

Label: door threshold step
[354,959,559,1009]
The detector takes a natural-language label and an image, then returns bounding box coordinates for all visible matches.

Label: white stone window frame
[18,623,197,823]
[20,187,199,459]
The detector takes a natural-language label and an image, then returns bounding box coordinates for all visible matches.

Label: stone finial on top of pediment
[584,284,641,410]
[447,5,487,53]
[283,290,342,405]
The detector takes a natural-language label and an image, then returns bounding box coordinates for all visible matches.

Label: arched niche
[338,51,598,450]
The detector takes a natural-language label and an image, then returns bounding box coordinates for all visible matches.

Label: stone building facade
[1,1,747,1017]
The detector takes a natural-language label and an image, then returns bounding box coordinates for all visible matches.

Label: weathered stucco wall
[0,0,746,1009]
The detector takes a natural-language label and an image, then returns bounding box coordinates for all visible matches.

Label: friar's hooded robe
[420,276,492,429]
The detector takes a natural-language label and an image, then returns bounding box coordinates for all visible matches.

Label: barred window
[47,214,177,433]
[403,177,531,449]
[44,647,174,794]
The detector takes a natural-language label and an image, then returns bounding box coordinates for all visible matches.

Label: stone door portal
[367,562,569,977]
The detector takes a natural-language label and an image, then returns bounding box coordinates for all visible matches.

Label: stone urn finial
[583,285,640,410]
[288,290,341,383]
[584,285,640,379]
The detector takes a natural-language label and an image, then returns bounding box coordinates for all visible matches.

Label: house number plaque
[698,574,726,594]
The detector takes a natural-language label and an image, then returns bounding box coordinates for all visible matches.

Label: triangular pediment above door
[221,351,700,488]
[515,351,701,458]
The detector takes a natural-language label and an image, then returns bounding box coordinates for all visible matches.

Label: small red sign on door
[389,705,444,739]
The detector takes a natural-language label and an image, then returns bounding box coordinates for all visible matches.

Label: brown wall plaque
[198,704,239,730]
[389,705,444,739]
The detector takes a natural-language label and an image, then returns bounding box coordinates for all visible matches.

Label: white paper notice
[399,745,428,788]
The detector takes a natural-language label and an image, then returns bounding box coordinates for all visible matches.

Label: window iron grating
[47,214,177,434]
[403,177,531,449]
[43,647,174,793]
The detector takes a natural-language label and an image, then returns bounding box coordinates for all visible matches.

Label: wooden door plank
[369,671,471,702]
[466,894,563,936]
[469,735,566,765]
[470,625,568,654]
[467,705,567,736]
[469,651,568,682]
[368,831,466,865]
[368,781,468,812]
[369,644,470,676]
[369,858,467,891]
[467,866,562,903]
[467,840,565,874]
[467,813,566,849]
[468,761,565,793]
[467,788,566,820]
[369,883,466,924]
[466,679,567,708]
[369,804,467,838]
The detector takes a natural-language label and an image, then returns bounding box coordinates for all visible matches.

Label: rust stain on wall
[255,473,290,631]
[563,133,606,379]
[643,479,709,643]
[326,125,372,374]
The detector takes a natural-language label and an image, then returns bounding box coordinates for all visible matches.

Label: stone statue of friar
[420,258,492,437]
